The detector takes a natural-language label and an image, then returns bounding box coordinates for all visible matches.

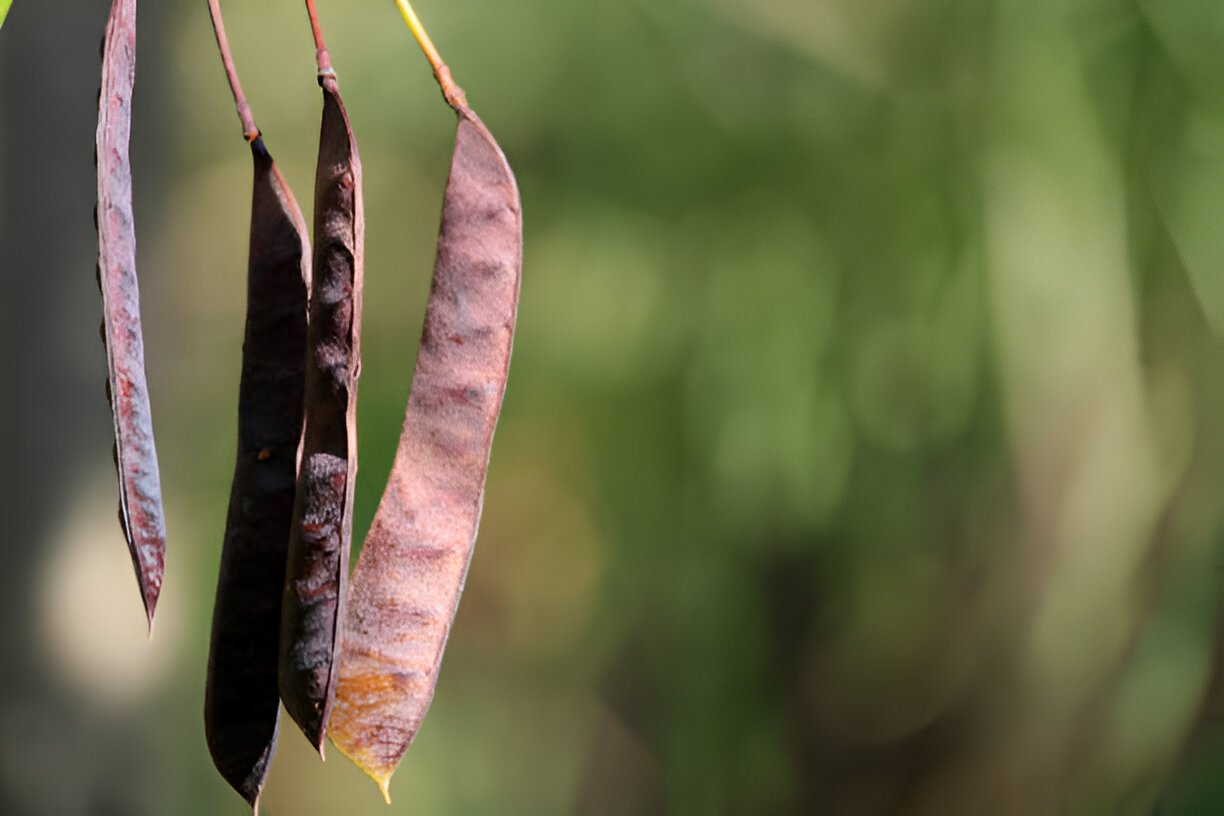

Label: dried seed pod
[96,0,166,629]
[329,3,522,799]
[279,0,364,752]
[202,1,311,808]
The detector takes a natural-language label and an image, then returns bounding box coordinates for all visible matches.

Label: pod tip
[143,595,157,639]
[330,734,396,804]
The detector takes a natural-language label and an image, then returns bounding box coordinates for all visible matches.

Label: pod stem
[304,0,335,78]
[394,0,468,111]
[205,0,259,141]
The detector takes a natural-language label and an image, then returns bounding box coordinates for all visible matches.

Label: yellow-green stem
[394,0,468,110]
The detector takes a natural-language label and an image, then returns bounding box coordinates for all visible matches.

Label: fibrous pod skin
[96,0,166,628]
[329,106,522,799]
[205,137,310,809]
[279,72,364,752]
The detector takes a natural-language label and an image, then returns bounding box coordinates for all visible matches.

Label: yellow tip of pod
[330,731,395,805]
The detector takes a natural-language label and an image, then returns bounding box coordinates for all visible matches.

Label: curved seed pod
[96,0,166,629]
[279,0,364,753]
[202,1,311,809]
[329,3,522,799]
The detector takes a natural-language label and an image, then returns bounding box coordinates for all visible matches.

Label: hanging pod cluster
[94,0,520,808]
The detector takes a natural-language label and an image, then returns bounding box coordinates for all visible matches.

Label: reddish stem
[205,0,259,141]
[304,0,334,77]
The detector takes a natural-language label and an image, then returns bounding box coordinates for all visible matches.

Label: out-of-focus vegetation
[4,0,1224,813]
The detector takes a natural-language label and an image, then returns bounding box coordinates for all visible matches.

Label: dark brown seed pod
[329,3,522,799]
[96,0,166,629]
[202,1,311,809]
[279,0,364,753]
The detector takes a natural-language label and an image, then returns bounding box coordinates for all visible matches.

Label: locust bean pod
[329,2,522,798]
[96,0,167,629]
[202,0,312,808]
[278,0,365,752]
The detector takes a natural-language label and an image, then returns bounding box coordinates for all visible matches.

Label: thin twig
[393,0,468,111]
[205,0,259,141]
[304,0,335,77]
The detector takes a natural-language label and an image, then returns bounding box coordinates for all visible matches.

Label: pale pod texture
[329,108,522,800]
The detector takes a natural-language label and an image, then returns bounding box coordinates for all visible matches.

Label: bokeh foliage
[4,0,1224,813]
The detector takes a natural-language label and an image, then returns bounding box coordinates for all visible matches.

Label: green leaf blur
[6,0,1224,814]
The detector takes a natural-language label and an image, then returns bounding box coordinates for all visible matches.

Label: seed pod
[206,137,310,809]
[96,0,166,629]
[279,1,364,752]
[202,1,311,808]
[329,4,522,798]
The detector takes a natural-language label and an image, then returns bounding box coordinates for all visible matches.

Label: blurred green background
[4,0,1224,813]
